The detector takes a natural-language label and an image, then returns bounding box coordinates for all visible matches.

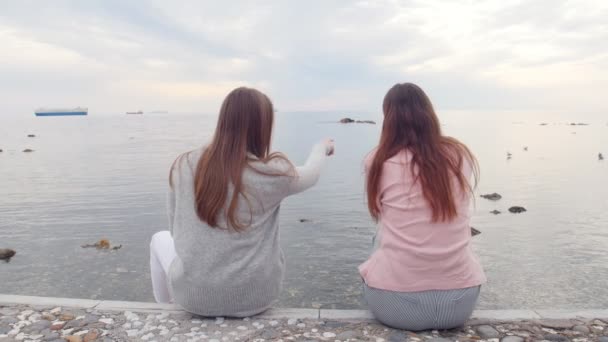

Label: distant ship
[35,107,88,116]
[126,110,144,115]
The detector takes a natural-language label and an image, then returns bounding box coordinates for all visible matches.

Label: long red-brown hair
[366,83,479,222]
[171,87,290,231]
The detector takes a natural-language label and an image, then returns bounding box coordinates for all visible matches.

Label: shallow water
[1,111,607,309]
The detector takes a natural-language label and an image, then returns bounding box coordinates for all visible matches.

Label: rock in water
[600,153,604,160]
[480,193,502,201]
[490,210,501,215]
[0,248,16,262]
[298,218,311,223]
[27,134,36,137]
[0,149,3,152]
[23,149,34,153]
[470,227,481,236]
[509,206,527,213]
[339,118,355,123]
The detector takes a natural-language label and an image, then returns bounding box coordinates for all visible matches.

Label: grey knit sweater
[167,143,328,317]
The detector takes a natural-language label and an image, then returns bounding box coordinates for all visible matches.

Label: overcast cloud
[1,0,607,115]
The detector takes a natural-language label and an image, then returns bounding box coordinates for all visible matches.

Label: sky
[1,0,607,115]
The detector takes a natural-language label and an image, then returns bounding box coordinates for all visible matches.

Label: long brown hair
[171,87,290,231]
[366,83,479,222]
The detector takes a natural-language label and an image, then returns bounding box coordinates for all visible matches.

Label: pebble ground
[1,304,608,341]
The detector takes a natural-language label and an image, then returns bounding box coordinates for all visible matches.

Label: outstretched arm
[288,139,334,195]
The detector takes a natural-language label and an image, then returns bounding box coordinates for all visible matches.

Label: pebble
[572,325,590,334]
[501,337,524,342]
[477,325,501,339]
[99,317,114,325]
[544,333,570,341]
[60,313,76,321]
[322,332,336,338]
[540,319,576,329]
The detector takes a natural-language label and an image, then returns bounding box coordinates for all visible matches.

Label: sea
[1,110,607,310]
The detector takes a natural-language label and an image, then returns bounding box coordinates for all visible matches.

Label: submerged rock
[0,248,16,262]
[600,153,604,160]
[509,206,527,213]
[540,123,548,126]
[470,227,481,236]
[490,210,501,215]
[81,239,112,249]
[23,148,34,153]
[0,149,3,152]
[27,134,36,137]
[480,193,502,201]
[339,118,355,123]
[298,218,311,223]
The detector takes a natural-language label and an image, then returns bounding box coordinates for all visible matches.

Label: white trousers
[150,231,177,303]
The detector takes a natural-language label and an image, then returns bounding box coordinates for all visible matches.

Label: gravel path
[1,304,607,341]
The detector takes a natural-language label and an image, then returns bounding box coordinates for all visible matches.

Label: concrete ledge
[1,294,608,321]
[320,309,375,320]
[95,300,182,313]
[471,309,540,320]
[0,294,101,309]
[257,308,319,320]
[535,309,608,319]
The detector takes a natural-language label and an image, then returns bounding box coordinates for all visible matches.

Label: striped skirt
[363,283,481,331]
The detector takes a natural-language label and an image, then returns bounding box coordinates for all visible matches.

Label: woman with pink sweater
[360,83,486,331]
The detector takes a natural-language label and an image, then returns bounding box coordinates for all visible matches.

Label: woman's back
[168,148,293,316]
[359,149,486,292]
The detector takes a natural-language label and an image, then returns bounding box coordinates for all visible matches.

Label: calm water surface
[1,111,607,309]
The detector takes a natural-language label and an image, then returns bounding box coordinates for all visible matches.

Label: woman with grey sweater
[150,87,334,317]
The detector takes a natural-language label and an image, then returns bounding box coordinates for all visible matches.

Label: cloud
[0,0,607,115]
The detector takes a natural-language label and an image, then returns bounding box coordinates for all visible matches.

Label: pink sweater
[359,149,486,292]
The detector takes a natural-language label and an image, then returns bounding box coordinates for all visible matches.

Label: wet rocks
[509,206,527,213]
[0,248,16,262]
[481,193,502,201]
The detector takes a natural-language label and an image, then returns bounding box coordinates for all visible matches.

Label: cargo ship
[35,107,88,116]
